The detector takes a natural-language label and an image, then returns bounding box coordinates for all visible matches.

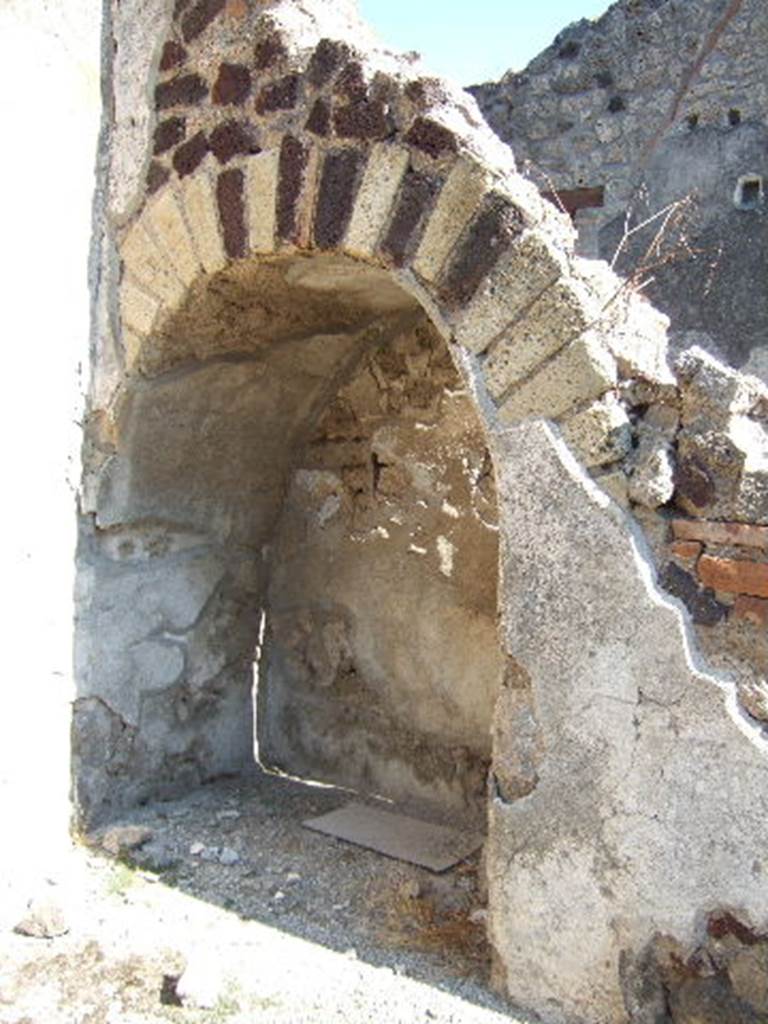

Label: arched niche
[79,5,768,1021]
[77,252,503,825]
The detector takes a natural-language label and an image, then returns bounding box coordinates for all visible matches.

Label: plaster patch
[437,536,455,577]
[317,495,341,525]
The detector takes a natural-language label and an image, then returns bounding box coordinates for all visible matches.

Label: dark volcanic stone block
[307,39,350,87]
[255,75,300,114]
[146,161,171,195]
[404,78,449,109]
[209,120,260,164]
[405,117,458,159]
[305,98,331,137]
[181,0,226,43]
[213,64,252,106]
[439,194,525,308]
[381,170,441,267]
[659,561,727,626]
[172,131,209,177]
[276,135,308,243]
[334,99,389,140]
[254,32,288,70]
[154,117,187,155]
[675,455,717,511]
[217,168,247,259]
[314,149,364,250]
[159,40,187,73]
[335,61,367,101]
[155,74,208,110]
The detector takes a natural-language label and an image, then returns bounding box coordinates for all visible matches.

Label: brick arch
[118,6,672,462]
[85,7,768,1024]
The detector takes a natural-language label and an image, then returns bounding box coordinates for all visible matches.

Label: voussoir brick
[120,277,163,336]
[451,231,566,354]
[245,149,280,254]
[484,278,599,400]
[143,188,202,286]
[344,144,409,259]
[120,221,187,308]
[178,167,227,275]
[413,159,492,284]
[497,332,616,425]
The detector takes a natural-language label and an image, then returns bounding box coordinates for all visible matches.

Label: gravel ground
[1,770,530,1024]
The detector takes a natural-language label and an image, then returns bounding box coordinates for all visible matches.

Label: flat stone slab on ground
[303,802,484,873]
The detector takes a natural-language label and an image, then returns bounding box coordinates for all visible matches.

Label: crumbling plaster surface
[471,0,768,379]
[262,318,501,821]
[490,420,768,1024]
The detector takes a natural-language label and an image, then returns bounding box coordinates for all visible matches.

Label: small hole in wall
[687,113,699,130]
[608,95,626,113]
[728,108,742,126]
[734,175,763,210]
[557,40,580,59]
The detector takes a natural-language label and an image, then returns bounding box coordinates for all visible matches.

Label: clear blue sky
[358,0,613,86]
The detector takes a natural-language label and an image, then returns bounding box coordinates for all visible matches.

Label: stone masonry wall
[471,0,768,380]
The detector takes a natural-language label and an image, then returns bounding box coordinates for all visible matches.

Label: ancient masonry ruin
[471,0,768,379]
[79,0,768,1021]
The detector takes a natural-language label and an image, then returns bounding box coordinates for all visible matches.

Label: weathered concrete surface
[488,419,768,1024]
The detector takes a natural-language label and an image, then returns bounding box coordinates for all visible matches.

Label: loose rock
[13,898,69,939]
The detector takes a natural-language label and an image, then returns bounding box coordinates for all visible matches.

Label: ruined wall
[81,1,768,1021]
[471,0,768,380]
[471,0,768,726]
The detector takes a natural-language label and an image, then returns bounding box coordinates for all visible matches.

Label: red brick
[212,63,251,106]
[732,595,768,627]
[159,40,187,73]
[697,555,768,598]
[216,168,246,259]
[181,0,225,43]
[672,518,768,551]
[671,540,702,561]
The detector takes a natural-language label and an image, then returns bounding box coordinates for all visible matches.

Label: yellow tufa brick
[120,277,162,336]
[120,220,187,308]
[121,327,144,370]
[497,332,617,425]
[451,231,565,354]
[484,279,598,400]
[143,188,202,286]
[245,150,279,254]
[344,144,409,259]
[178,168,227,275]
[413,160,492,283]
